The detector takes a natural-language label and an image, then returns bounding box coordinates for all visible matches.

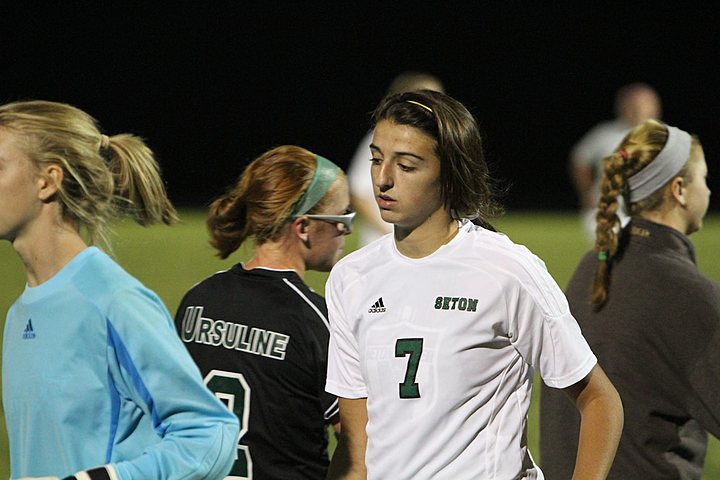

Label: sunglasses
[302,209,356,235]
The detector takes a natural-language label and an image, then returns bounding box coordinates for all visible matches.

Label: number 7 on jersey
[395,338,424,399]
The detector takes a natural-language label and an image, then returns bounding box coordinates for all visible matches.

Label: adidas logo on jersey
[23,319,36,339]
[368,297,386,313]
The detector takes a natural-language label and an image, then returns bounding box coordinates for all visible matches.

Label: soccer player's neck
[393,210,458,259]
[637,202,692,237]
[14,216,87,287]
[245,240,306,278]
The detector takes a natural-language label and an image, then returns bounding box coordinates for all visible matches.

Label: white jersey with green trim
[325,220,596,479]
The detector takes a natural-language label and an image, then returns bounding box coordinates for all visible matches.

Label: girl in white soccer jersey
[325,90,624,479]
[0,100,239,479]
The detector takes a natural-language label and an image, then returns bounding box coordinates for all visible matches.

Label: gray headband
[627,125,692,202]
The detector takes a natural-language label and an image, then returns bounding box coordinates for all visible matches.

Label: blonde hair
[0,100,177,248]
[207,145,346,259]
[592,119,701,305]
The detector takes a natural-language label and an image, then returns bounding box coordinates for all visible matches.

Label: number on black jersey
[205,370,253,479]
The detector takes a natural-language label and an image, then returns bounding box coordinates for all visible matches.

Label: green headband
[291,155,341,217]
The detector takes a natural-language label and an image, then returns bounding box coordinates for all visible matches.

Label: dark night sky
[3,2,719,210]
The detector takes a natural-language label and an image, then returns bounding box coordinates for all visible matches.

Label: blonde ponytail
[0,100,177,249]
[105,134,177,226]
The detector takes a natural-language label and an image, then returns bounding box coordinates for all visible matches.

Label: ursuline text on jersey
[180,306,289,360]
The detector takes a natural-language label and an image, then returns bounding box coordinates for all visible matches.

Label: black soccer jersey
[174,264,339,480]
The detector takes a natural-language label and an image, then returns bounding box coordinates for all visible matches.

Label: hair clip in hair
[406,100,433,113]
[597,251,608,261]
[618,149,628,160]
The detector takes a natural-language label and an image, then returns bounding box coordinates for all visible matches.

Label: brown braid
[592,151,629,304]
[591,120,670,305]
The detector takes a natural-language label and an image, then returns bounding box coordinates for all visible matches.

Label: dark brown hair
[372,90,503,230]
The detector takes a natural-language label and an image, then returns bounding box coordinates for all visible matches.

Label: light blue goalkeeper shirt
[2,247,239,479]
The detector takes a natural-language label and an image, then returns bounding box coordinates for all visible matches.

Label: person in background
[541,120,719,479]
[348,71,444,247]
[570,82,661,241]
[0,100,239,479]
[326,90,623,479]
[175,145,352,479]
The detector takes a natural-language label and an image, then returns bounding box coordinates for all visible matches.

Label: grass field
[0,210,718,477]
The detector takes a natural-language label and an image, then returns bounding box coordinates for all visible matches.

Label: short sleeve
[310,302,340,424]
[570,126,604,168]
[506,264,596,389]
[325,269,368,398]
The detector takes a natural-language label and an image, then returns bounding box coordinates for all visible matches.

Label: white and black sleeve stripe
[62,465,118,480]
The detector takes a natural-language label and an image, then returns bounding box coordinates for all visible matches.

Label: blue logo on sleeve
[23,319,36,339]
